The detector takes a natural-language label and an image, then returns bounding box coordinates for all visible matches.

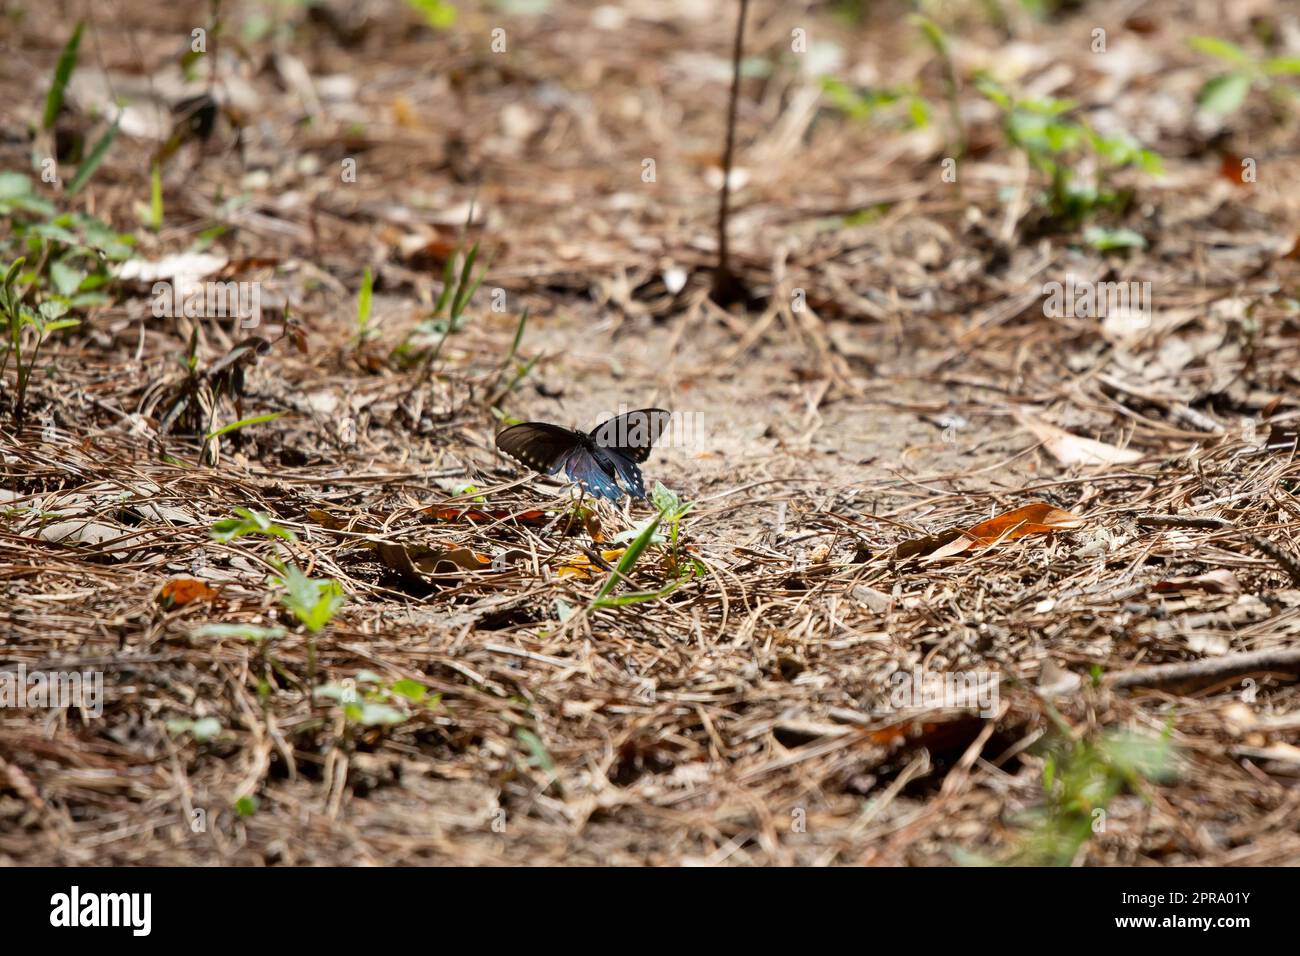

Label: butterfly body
[495,409,670,502]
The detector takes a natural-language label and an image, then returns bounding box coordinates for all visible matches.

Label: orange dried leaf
[425,506,550,525]
[894,501,1084,561]
[556,549,627,580]
[966,502,1086,542]
[159,578,218,608]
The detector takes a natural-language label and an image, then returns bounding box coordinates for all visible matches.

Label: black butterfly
[495,409,672,501]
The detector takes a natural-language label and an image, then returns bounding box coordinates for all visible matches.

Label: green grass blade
[592,575,692,608]
[505,307,528,362]
[148,159,163,230]
[66,119,119,195]
[204,411,286,441]
[432,254,457,317]
[450,241,482,319]
[44,22,84,131]
[595,513,662,601]
[356,266,373,334]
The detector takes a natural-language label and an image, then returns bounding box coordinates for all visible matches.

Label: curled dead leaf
[1018,414,1142,466]
[159,578,219,608]
[377,542,496,587]
[424,506,551,525]
[894,501,1085,561]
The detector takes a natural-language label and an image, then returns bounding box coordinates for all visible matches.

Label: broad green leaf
[0,172,33,201]
[389,679,429,703]
[1197,72,1251,114]
[277,564,345,633]
[49,259,86,296]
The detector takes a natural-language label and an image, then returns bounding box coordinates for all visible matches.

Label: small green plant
[210,507,297,543]
[313,671,441,727]
[39,21,117,195]
[650,482,701,573]
[0,257,81,423]
[913,14,964,156]
[209,508,347,635]
[451,482,487,503]
[0,174,131,423]
[1011,725,1176,865]
[165,716,222,742]
[65,120,119,196]
[975,75,1161,230]
[487,308,538,409]
[1189,36,1300,116]
[42,22,83,132]
[274,562,346,633]
[395,240,486,370]
[820,77,931,130]
[594,484,703,608]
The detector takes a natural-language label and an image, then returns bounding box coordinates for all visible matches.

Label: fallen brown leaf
[159,578,219,608]
[894,501,1085,560]
[1019,414,1142,466]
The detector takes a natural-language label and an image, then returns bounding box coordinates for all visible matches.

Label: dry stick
[1135,514,1230,530]
[712,0,749,303]
[1108,648,1300,691]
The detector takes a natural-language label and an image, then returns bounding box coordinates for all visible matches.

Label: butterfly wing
[563,447,624,501]
[600,448,646,499]
[589,408,671,464]
[495,422,582,476]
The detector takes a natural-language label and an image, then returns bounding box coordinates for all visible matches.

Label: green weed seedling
[1,257,81,423]
[1190,36,1300,116]
[394,239,486,371]
[594,483,704,609]
[165,716,222,743]
[975,75,1161,232]
[209,508,347,637]
[1011,723,1176,865]
[313,671,441,728]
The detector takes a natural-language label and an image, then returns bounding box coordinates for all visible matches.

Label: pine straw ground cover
[2,0,1300,865]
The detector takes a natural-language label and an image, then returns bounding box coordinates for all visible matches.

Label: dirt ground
[2,0,1299,865]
